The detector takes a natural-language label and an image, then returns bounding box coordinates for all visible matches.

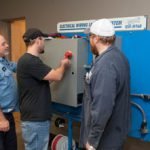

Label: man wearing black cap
[17,28,71,150]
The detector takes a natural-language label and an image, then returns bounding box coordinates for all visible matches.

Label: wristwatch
[89,145,96,150]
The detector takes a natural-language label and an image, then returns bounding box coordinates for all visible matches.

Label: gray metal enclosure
[40,39,88,107]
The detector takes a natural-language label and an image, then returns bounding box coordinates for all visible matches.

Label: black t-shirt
[17,53,52,121]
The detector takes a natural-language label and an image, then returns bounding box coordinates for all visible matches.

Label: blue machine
[116,31,150,141]
[51,30,150,150]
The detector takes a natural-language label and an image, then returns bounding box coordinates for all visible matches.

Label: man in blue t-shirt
[0,34,18,150]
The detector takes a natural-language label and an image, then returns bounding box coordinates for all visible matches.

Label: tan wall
[0,0,150,32]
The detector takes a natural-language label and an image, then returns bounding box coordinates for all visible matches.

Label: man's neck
[0,54,5,58]
[98,44,111,55]
[27,46,39,57]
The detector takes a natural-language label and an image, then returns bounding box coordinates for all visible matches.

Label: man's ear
[94,35,100,44]
[36,37,41,44]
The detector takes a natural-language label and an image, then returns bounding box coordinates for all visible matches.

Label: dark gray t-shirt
[17,53,52,121]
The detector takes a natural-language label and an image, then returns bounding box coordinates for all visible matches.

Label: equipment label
[57,16,147,33]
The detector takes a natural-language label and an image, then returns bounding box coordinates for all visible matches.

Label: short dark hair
[99,35,116,45]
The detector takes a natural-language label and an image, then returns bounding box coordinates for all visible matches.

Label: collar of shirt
[93,45,114,66]
[0,57,5,62]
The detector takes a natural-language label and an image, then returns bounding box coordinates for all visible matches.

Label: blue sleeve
[9,62,17,72]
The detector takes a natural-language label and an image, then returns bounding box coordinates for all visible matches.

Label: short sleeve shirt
[17,53,52,121]
[0,57,18,112]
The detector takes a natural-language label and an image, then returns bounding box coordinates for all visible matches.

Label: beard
[39,46,45,54]
[91,44,99,56]
[39,49,44,54]
[0,50,9,57]
[4,51,9,56]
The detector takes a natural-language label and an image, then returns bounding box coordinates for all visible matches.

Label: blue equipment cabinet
[51,102,82,150]
[116,31,150,141]
[51,30,150,150]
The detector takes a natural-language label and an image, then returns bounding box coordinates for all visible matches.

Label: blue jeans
[21,120,50,150]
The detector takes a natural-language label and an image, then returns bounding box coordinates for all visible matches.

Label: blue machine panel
[116,31,150,141]
[58,31,150,142]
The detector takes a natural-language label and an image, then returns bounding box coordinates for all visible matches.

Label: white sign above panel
[57,16,147,33]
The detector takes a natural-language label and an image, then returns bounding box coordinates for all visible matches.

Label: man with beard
[17,28,71,150]
[0,34,18,150]
[79,19,130,150]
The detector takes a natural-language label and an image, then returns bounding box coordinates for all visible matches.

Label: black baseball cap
[23,28,48,43]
